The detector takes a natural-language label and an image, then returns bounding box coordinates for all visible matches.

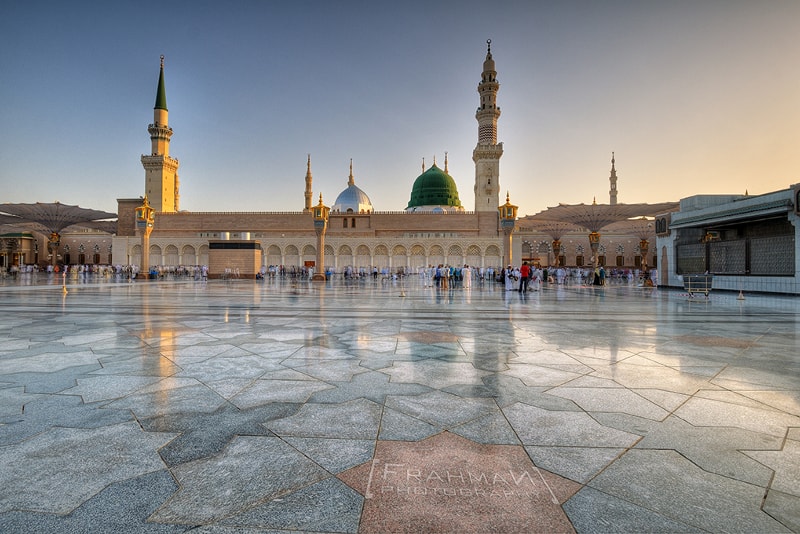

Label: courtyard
[0,274,798,532]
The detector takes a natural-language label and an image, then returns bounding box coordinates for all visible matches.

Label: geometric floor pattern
[0,274,798,533]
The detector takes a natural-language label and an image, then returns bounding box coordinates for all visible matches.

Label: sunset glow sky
[1,1,798,216]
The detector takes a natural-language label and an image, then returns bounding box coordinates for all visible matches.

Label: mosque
[111,43,656,278]
[113,43,508,276]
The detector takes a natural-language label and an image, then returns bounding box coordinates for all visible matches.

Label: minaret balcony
[147,124,174,139]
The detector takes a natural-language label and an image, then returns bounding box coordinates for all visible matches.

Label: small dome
[331,161,373,213]
[406,164,462,210]
[332,183,373,213]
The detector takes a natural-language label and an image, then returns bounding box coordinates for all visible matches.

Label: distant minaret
[609,152,618,205]
[473,39,503,212]
[303,154,313,212]
[141,56,180,213]
[348,159,355,186]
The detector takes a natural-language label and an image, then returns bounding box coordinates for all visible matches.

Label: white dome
[331,162,374,213]
[332,184,373,213]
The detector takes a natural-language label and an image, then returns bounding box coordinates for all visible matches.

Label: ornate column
[312,194,330,282]
[498,192,518,267]
[135,196,155,279]
[640,238,652,286]
[552,239,562,267]
[47,232,61,267]
[589,231,601,272]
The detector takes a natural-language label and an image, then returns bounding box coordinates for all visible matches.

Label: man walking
[519,261,530,293]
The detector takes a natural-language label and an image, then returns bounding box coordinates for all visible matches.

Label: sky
[1,0,798,217]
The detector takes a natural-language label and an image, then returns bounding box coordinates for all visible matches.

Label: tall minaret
[473,39,503,213]
[609,152,618,205]
[303,154,313,212]
[141,55,180,213]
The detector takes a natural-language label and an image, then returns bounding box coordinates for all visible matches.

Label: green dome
[406,164,462,209]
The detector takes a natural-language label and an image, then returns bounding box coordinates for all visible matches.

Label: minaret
[348,159,355,186]
[303,154,313,212]
[141,55,180,213]
[473,40,503,213]
[609,152,618,205]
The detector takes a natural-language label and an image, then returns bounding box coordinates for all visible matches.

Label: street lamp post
[589,231,601,273]
[552,239,562,267]
[135,196,155,279]
[48,232,60,268]
[312,194,330,282]
[498,192,518,267]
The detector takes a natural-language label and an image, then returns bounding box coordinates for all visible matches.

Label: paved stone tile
[634,415,780,486]
[589,361,714,395]
[744,437,800,497]
[104,378,229,417]
[481,374,581,410]
[0,386,45,417]
[452,411,522,445]
[150,436,329,524]
[675,395,800,437]
[378,406,440,441]
[588,449,790,532]
[385,390,497,428]
[762,489,800,532]
[219,477,363,532]
[0,422,175,514]
[564,486,703,533]
[175,354,286,382]
[140,403,298,466]
[383,360,492,388]
[282,436,375,473]
[0,470,190,533]
[738,389,800,416]
[547,386,670,420]
[525,446,625,484]
[91,351,181,377]
[503,403,641,448]
[64,375,163,403]
[0,394,133,446]
[0,350,100,374]
[230,378,333,408]
[266,398,382,439]
[308,370,431,404]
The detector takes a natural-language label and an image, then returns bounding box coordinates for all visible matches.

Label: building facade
[113,44,507,275]
[656,186,800,295]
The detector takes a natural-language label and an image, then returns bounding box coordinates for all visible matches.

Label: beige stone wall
[207,241,261,279]
[145,210,497,239]
[115,204,509,270]
[116,199,141,237]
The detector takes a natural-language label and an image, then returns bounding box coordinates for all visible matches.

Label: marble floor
[0,274,798,533]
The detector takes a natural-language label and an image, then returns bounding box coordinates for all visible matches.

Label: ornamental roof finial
[348,159,354,186]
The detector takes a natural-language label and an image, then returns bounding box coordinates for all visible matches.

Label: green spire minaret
[154,55,167,111]
[142,55,179,212]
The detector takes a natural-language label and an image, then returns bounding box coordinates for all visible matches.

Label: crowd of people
[498,263,657,291]
[4,262,658,288]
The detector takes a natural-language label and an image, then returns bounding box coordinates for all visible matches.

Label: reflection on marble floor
[0,275,798,533]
